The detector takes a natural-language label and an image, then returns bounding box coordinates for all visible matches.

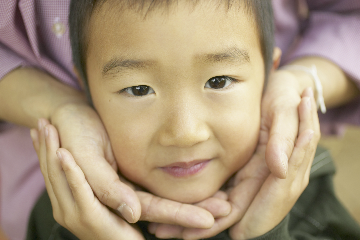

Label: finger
[148,223,159,234]
[45,125,75,211]
[265,109,299,179]
[195,197,231,218]
[182,203,242,239]
[212,191,228,200]
[37,121,59,213]
[287,129,314,179]
[181,176,265,239]
[58,148,97,209]
[152,200,233,240]
[30,128,39,153]
[137,191,214,229]
[38,119,49,176]
[285,95,314,177]
[300,88,320,178]
[153,224,184,239]
[71,153,140,223]
[53,108,141,223]
[298,96,313,138]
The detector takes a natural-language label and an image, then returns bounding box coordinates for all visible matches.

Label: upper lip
[162,159,211,169]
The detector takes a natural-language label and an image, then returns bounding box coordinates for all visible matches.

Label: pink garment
[0,0,359,239]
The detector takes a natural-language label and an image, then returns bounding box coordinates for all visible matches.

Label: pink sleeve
[0,0,78,88]
[0,1,31,81]
[0,43,31,81]
[287,11,360,88]
[281,1,360,130]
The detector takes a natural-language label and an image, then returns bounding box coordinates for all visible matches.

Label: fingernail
[281,152,288,177]
[30,129,36,141]
[56,150,63,160]
[117,203,135,223]
[308,87,314,98]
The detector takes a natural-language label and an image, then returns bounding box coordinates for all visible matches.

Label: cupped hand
[261,69,307,179]
[31,121,144,240]
[32,103,216,228]
[148,81,320,239]
[49,103,141,223]
[229,87,320,239]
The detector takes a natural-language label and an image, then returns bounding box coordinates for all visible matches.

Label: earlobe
[272,47,282,70]
[73,66,85,90]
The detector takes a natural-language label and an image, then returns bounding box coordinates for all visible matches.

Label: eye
[205,76,236,89]
[121,85,155,96]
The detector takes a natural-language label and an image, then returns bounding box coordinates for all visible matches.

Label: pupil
[132,85,149,96]
[209,77,226,89]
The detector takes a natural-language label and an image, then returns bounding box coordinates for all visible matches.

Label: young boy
[27,0,360,239]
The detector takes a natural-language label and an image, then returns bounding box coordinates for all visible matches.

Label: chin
[153,185,220,204]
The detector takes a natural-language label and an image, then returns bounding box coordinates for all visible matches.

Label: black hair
[69,0,274,101]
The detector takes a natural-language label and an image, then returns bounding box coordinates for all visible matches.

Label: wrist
[50,99,93,124]
[278,68,315,97]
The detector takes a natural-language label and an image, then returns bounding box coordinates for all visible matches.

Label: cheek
[215,92,262,170]
[94,99,158,182]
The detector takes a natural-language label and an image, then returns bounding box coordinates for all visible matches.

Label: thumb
[265,111,298,179]
[70,151,142,223]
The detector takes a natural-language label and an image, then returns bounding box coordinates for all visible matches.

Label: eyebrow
[102,58,155,76]
[102,47,250,77]
[196,47,250,64]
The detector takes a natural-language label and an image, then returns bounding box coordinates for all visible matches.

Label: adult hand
[229,88,320,239]
[33,104,216,228]
[148,74,320,239]
[32,122,144,240]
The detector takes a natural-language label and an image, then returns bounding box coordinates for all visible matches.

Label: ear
[73,66,85,90]
[271,47,282,71]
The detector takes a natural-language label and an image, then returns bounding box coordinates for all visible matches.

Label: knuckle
[142,195,160,221]
[95,177,123,207]
[98,189,111,205]
[48,172,57,185]
[281,135,296,153]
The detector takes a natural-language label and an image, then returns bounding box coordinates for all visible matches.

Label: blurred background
[319,125,360,224]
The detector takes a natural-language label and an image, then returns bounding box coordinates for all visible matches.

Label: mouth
[160,159,211,177]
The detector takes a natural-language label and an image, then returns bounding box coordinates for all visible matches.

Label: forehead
[86,0,261,73]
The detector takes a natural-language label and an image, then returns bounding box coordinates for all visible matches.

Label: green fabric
[26,146,360,240]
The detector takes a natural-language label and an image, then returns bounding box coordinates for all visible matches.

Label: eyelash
[118,75,238,97]
[205,76,238,90]
[118,85,155,97]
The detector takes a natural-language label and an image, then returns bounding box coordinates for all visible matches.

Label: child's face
[86,1,265,203]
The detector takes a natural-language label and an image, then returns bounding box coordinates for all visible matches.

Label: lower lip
[161,160,210,177]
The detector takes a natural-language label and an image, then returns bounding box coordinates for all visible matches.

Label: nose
[158,97,211,148]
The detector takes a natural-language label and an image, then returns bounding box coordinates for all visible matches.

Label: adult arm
[265,0,360,177]
[0,67,143,222]
[264,56,359,177]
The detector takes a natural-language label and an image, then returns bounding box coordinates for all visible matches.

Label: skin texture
[3,1,355,240]
[86,1,265,203]
[32,87,319,240]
